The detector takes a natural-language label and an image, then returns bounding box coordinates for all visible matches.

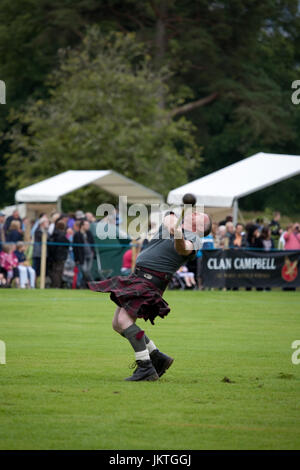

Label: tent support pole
[233,199,238,225]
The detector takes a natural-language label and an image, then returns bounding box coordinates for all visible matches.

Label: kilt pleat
[88,273,170,325]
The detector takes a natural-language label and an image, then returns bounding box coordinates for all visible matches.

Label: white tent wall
[15,170,163,209]
[167,153,300,222]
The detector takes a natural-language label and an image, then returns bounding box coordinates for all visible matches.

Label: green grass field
[0,289,300,450]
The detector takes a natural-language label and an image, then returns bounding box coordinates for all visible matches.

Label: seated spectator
[229,223,247,248]
[260,226,274,251]
[0,243,19,287]
[6,220,23,243]
[283,223,300,250]
[14,241,36,288]
[121,248,132,276]
[0,268,7,287]
[48,220,70,288]
[176,265,196,288]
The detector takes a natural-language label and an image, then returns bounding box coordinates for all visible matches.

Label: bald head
[183,210,212,236]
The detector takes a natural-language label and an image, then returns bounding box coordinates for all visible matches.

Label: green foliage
[1,0,300,213]
[3,28,200,199]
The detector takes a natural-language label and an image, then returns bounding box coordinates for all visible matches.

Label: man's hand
[163,213,194,255]
[173,227,194,255]
[163,213,178,235]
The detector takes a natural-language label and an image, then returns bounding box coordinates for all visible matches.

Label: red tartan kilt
[88,274,170,325]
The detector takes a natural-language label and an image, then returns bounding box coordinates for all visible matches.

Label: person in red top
[284,223,300,250]
[121,248,132,276]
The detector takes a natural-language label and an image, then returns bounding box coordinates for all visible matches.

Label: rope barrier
[1,239,299,251]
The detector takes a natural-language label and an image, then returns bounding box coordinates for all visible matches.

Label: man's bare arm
[173,228,194,255]
[163,215,194,255]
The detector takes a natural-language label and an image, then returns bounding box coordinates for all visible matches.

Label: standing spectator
[269,211,282,247]
[225,221,235,247]
[75,210,85,221]
[31,213,47,237]
[48,220,70,288]
[260,226,274,251]
[48,212,61,236]
[278,224,291,250]
[56,213,69,227]
[211,222,219,248]
[0,211,6,252]
[14,241,36,288]
[247,224,263,248]
[32,216,49,277]
[229,223,247,248]
[283,223,300,250]
[6,220,23,243]
[85,212,96,224]
[67,213,76,229]
[216,225,228,249]
[4,209,22,237]
[218,215,233,226]
[73,220,95,287]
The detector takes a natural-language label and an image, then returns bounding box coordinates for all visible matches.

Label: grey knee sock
[122,324,150,361]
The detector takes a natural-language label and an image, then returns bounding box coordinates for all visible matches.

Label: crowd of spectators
[208,212,300,251]
[0,208,98,288]
[0,207,299,289]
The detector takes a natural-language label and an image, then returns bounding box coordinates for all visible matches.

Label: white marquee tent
[167,152,300,223]
[15,170,163,206]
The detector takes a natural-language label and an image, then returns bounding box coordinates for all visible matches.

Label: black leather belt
[134,267,172,290]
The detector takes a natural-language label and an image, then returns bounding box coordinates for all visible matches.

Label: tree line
[1,0,300,213]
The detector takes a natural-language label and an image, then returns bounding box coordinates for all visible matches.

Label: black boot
[150,350,174,377]
[125,360,159,381]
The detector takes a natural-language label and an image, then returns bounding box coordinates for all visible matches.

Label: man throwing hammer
[88,207,212,381]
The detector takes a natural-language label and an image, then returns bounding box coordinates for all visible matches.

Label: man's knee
[112,307,122,333]
[118,308,135,330]
[112,317,122,333]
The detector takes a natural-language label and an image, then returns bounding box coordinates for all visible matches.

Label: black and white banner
[201,249,300,288]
